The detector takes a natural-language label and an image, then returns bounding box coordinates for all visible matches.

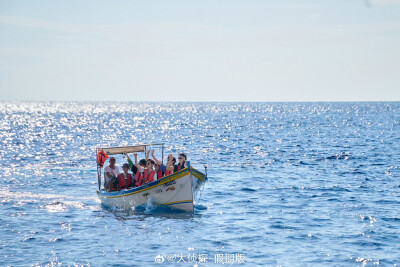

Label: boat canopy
[97,143,164,156]
[95,143,165,190]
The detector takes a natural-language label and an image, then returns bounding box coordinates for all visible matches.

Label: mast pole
[96,148,101,190]
[162,144,164,164]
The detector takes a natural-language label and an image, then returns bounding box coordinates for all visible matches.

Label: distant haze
[1,0,399,102]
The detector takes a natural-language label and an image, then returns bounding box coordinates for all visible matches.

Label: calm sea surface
[0,102,399,266]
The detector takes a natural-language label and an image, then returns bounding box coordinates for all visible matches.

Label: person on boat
[165,154,176,176]
[126,153,143,174]
[150,150,167,179]
[126,153,147,187]
[116,163,133,190]
[143,159,157,183]
[104,157,120,191]
[174,153,188,172]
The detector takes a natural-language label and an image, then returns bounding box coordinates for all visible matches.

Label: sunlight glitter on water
[0,102,399,266]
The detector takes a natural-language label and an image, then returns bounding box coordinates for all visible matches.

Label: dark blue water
[1,102,399,266]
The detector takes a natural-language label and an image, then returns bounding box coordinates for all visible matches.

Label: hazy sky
[1,0,399,102]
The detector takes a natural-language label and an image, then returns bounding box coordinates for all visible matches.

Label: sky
[0,0,400,102]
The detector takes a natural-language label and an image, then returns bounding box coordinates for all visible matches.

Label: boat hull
[97,167,206,212]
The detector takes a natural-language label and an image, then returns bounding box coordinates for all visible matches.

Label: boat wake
[0,187,99,212]
[101,199,196,220]
[194,203,209,211]
[135,198,188,214]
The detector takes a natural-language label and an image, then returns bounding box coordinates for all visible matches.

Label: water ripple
[0,102,399,266]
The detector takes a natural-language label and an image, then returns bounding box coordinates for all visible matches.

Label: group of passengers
[104,150,188,192]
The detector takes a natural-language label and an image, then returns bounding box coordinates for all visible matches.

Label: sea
[0,102,399,266]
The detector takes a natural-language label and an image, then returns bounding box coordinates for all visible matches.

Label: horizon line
[0,100,399,104]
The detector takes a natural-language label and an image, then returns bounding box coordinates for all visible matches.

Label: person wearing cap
[116,163,133,190]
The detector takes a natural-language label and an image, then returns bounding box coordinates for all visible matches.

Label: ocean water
[0,102,399,266]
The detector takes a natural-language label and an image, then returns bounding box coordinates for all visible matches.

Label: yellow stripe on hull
[97,169,190,199]
[97,166,206,212]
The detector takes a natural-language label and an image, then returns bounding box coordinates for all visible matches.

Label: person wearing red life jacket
[133,159,156,187]
[144,159,156,183]
[174,153,188,172]
[165,154,177,176]
[134,158,148,187]
[117,163,133,190]
[150,150,167,179]
[125,152,145,187]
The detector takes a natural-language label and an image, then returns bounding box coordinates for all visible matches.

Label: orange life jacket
[135,169,156,187]
[97,151,108,168]
[117,173,132,190]
[157,170,164,180]
[145,169,156,183]
[135,170,144,187]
